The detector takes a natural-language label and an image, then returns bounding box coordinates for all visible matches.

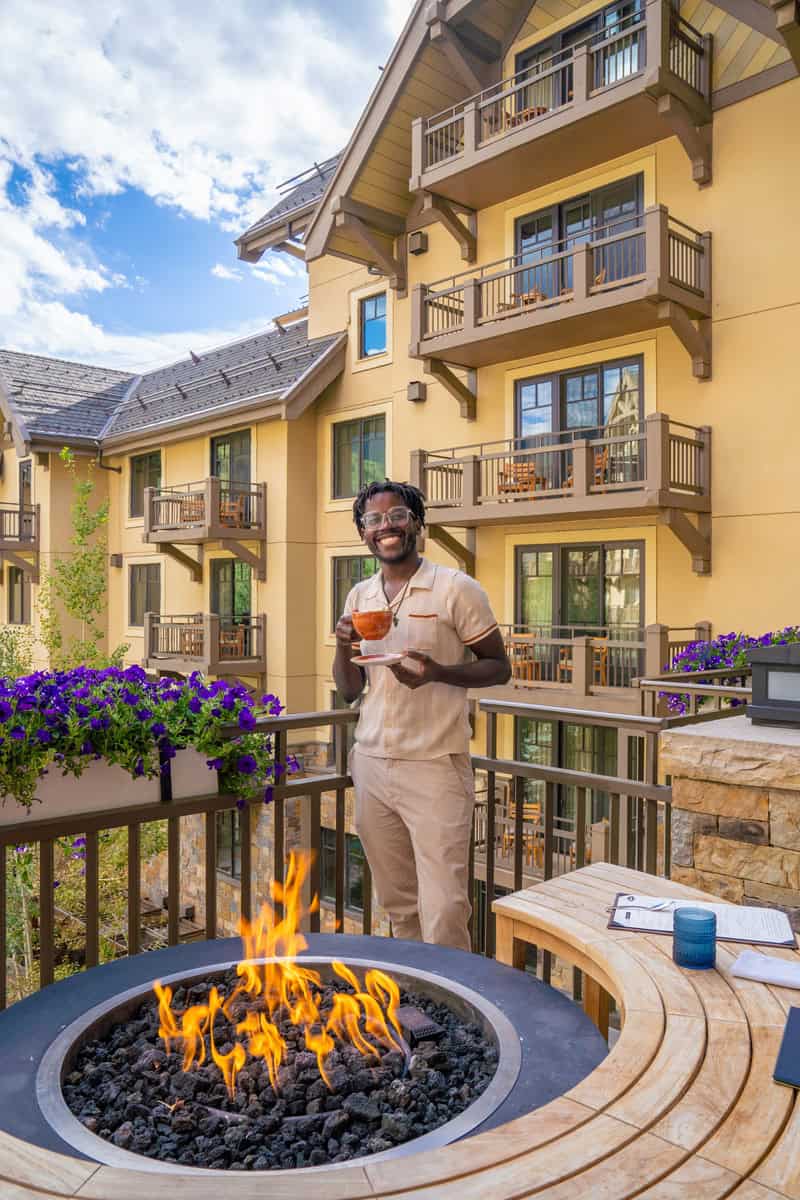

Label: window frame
[331,414,386,500]
[514,539,645,634]
[7,565,31,625]
[320,828,366,913]
[210,429,252,486]
[514,173,644,261]
[514,354,644,442]
[129,451,162,520]
[128,562,161,628]
[331,554,378,633]
[216,809,242,880]
[358,291,388,360]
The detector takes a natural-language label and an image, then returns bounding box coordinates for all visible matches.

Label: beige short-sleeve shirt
[343,558,499,760]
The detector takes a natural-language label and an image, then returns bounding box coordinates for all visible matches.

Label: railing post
[645,623,670,675]
[144,487,154,537]
[409,449,427,491]
[205,613,219,672]
[644,205,668,293]
[144,611,155,660]
[257,482,267,532]
[572,243,591,302]
[694,619,712,643]
[463,100,480,154]
[700,231,712,300]
[207,476,220,528]
[572,636,593,696]
[463,277,480,330]
[572,439,592,497]
[573,43,590,100]
[699,424,712,497]
[645,411,670,491]
[411,116,424,183]
[462,455,481,508]
[411,283,425,346]
[701,34,713,104]
[648,0,671,75]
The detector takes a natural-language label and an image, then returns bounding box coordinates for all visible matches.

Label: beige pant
[350,747,475,952]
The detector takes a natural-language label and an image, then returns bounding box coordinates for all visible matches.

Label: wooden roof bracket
[1,548,39,585]
[423,358,477,420]
[161,542,204,583]
[421,193,477,262]
[657,302,712,381]
[662,509,711,575]
[426,523,476,576]
[771,0,800,65]
[225,540,267,583]
[657,95,712,186]
[333,211,406,291]
[274,241,306,261]
[426,5,495,93]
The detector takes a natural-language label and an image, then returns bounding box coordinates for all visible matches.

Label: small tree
[0,625,33,678]
[37,448,128,669]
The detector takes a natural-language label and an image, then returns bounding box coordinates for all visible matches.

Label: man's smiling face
[361,491,418,564]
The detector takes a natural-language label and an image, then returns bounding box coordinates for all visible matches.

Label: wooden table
[5,862,800,1198]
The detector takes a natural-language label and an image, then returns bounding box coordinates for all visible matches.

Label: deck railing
[412,414,710,515]
[145,479,266,537]
[417,208,709,342]
[0,503,37,545]
[0,698,688,1008]
[144,613,267,669]
[417,4,709,173]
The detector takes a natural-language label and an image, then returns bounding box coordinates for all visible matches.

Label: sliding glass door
[517,541,643,638]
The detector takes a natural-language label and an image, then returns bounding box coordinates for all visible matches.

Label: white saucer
[351,652,405,667]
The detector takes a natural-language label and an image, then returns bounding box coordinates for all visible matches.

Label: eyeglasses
[361,506,414,531]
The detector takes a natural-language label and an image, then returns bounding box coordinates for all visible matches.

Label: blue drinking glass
[673,907,717,969]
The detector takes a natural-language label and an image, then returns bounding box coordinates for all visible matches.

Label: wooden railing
[145,479,266,538]
[638,665,752,719]
[417,208,710,343]
[412,413,710,517]
[0,503,37,545]
[144,613,267,670]
[0,699,685,1009]
[415,3,709,174]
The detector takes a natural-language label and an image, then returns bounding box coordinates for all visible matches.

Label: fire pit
[0,856,607,1178]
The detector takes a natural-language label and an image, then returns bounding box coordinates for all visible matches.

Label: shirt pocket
[406,611,438,654]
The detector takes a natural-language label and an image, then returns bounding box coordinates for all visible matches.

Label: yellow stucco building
[0,0,799,783]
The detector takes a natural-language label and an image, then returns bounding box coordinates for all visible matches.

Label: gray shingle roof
[237,155,341,245]
[0,320,344,447]
[104,318,340,438]
[0,350,134,442]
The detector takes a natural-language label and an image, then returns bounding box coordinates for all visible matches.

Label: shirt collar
[363,557,436,602]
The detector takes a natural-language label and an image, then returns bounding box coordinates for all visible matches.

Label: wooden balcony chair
[506,104,549,129]
[507,634,543,683]
[565,445,610,489]
[497,461,548,495]
[180,624,204,657]
[219,494,245,526]
[502,798,543,866]
[218,626,246,659]
[179,495,205,524]
[557,641,609,687]
[560,266,607,297]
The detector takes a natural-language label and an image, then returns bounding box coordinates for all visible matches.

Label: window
[129,563,161,627]
[216,810,241,879]
[516,356,642,443]
[332,416,385,499]
[211,430,251,485]
[211,560,252,623]
[359,293,387,358]
[8,566,30,625]
[516,542,643,635]
[129,452,161,519]
[321,828,366,912]
[516,716,616,825]
[332,555,378,632]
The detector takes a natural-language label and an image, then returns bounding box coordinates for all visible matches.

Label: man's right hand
[335,614,360,648]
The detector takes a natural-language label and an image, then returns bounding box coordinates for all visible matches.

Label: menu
[608,893,797,947]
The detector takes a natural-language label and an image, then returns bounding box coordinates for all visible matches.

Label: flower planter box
[0,749,214,828]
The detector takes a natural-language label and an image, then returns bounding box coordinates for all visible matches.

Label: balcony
[410,208,712,377]
[0,502,40,582]
[144,479,266,581]
[143,613,267,680]
[412,413,710,527]
[410,2,712,206]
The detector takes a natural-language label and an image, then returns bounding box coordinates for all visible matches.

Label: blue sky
[0,0,411,370]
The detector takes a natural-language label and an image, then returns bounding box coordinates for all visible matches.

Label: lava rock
[343,1092,381,1122]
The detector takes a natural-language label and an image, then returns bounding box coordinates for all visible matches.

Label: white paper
[611,893,795,947]
[730,948,800,988]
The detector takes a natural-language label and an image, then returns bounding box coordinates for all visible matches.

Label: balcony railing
[410,209,711,369]
[143,612,267,676]
[144,479,266,543]
[411,414,710,527]
[411,2,711,202]
[0,503,38,549]
[0,698,687,1011]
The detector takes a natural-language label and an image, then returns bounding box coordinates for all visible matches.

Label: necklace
[383,577,412,627]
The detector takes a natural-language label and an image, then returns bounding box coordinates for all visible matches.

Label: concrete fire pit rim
[36,955,522,1177]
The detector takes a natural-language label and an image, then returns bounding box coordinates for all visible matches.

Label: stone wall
[661,715,800,928]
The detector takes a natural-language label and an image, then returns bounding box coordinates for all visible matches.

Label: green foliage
[0,625,33,679]
[36,448,129,669]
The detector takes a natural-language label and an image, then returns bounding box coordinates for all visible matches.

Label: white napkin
[730,948,800,988]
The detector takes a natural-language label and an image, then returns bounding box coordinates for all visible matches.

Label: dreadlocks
[352,479,426,533]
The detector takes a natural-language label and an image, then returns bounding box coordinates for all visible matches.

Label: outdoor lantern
[748,643,800,727]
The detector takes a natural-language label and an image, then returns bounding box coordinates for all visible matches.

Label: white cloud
[211,263,242,281]
[385,0,414,36]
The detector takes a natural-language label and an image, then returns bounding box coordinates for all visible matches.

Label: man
[334,479,510,952]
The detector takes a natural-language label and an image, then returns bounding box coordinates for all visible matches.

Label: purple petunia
[238,708,256,732]
[0,700,13,722]
[35,729,52,744]
[10,726,25,741]
[236,754,258,776]
[188,697,203,714]
[135,708,153,723]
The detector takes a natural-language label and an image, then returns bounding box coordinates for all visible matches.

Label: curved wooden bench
[2,862,799,1199]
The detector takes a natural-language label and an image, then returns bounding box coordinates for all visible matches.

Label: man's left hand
[388,651,442,689]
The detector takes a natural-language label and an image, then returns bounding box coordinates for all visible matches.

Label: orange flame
[154,851,407,1099]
